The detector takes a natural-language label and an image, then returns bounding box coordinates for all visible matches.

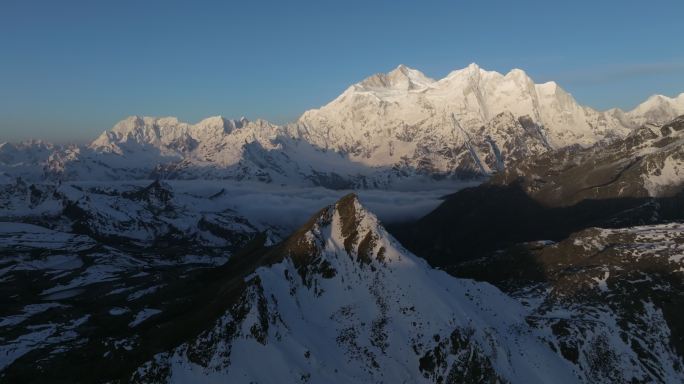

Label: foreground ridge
[132,194,578,383]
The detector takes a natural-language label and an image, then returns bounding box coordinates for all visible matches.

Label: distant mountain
[624,93,684,126]
[0,179,280,251]
[0,140,57,182]
[295,64,626,172]
[293,64,684,178]
[2,64,683,187]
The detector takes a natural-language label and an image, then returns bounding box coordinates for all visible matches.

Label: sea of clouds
[167,180,477,231]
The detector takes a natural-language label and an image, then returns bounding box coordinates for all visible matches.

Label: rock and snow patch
[129,308,162,328]
[643,155,684,196]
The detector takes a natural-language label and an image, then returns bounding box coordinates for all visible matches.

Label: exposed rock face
[451,224,684,383]
[493,115,684,205]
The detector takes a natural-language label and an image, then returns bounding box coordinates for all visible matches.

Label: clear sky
[1,0,683,142]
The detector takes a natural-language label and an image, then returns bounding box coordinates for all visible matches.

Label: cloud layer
[168,180,473,232]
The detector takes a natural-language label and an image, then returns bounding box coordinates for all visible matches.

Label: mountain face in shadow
[492,115,684,206]
[390,116,684,267]
[449,223,684,383]
[389,183,684,267]
[385,116,684,382]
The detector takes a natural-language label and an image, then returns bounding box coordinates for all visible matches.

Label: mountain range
[2,64,684,189]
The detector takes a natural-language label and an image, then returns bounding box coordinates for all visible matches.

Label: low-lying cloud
[170,180,475,231]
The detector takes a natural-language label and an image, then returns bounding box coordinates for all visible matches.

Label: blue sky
[1,0,683,142]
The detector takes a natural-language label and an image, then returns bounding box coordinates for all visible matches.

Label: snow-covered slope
[0,140,56,182]
[131,194,579,383]
[0,179,277,251]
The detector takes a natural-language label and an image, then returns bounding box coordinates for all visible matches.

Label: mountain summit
[131,194,578,383]
[357,64,435,91]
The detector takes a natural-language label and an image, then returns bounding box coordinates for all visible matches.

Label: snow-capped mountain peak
[443,62,485,78]
[195,115,248,133]
[356,64,435,91]
[89,115,256,154]
[294,63,642,179]
[626,92,684,126]
[131,193,578,383]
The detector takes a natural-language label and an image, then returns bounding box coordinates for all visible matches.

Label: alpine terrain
[2,63,684,384]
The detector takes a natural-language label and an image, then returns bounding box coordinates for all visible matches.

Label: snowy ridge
[0,179,272,250]
[133,194,579,383]
[90,115,251,156]
[625,93,684,126]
